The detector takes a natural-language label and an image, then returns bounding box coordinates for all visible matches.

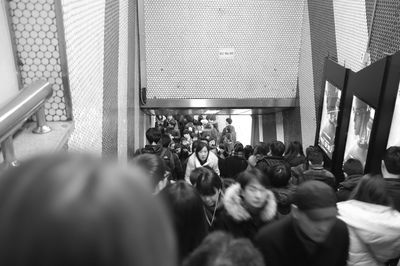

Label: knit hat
[293,181,336,210]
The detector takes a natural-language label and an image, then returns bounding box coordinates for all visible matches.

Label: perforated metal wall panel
[307,0,337,131]
[102,0,119,157]
[61,0,105,153]
[9,0,69,121]
[333,0,369,72]
[118,0,128,161]
[366,0,400,63]
[298,1,316,148]
[142,0,304,99]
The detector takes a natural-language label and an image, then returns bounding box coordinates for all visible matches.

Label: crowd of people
[0,114,399,266]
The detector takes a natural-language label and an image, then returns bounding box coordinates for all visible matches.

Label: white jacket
[337,200,400,266]
[185,152,220,183]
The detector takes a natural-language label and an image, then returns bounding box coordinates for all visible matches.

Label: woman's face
[201,188,219,208]
[197,146,209,162]
[242,179,268,208]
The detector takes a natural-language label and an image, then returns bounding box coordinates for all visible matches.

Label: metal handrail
[0,80,53,167]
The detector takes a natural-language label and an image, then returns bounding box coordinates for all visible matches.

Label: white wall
[0,0,19,108]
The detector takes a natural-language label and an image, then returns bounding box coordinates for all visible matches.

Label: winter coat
[336,175,363,202]
[219,156,248,179]
[285,154,306,167]
[302,165,336,189]
[271,184,297,215]
[255,215,349,266]
[184,152,220,183]
[385,178,400,212]
[338,200,400,266]
[216,183,277,240]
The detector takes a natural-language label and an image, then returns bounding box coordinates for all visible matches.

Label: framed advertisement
[387,82,400,147]
[318,81,342,159]
[343,96,375,168]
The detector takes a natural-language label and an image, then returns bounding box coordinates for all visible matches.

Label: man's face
[293,206,337,243]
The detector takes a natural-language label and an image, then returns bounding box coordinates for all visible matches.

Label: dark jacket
[302,165,336,189]
[136,145,184,180]
[219,156,248,179]
[255,216,349,266]
[271,184,297,215]
[216,183,277,241]
[285,155,306,167]
[256,155,286,175]
[336,175,363,202]
[385,178,400,212]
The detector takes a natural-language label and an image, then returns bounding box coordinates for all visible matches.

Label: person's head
[243,145,254,160]
[292,181,337,243]
[0,153,177,266]
[146,127,162,144]
[159,181,208,261]
[182,231,264,266]
[237,168,271,209]
[382,146,400,177]
[307,149,324,166]
[226,117,232,125]
[234,142,244,158]
[269,162,291,188]
[131,153,167,190]
[191,167,222,208]
[284,141,305,158]
[342,158,363,178]
[253,142,269,156]
[196,141,209,163]
[269,141,285,157]
[350,174,392,206]
[161,134,172,148]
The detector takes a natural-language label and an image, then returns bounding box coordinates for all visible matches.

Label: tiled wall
[8,0,69,121]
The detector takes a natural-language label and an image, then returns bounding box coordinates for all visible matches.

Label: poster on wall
[344,96,375,168]
[318,81,342,159]
[387,82,400,147]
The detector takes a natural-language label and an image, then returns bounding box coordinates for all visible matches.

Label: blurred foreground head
[0,153,176,266]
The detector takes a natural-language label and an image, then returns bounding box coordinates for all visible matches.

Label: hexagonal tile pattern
[9,0,68,121]
[143,0,304,99]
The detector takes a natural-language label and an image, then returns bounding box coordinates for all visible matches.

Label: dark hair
[182,231,264,266]
[132,153,166,187]
[237,168,270,189]
[253,142,269,156]
[351,174,392,206]
[226,118,232,124]
[192,167,222,195]
[383,146,400,175]
[146,127,162,144]
[269,162,291,187]
[196,142,209,155]
[244,145,254,160]
[159,181,208,261]
[284,141,305,160]
[0,153,177,266]
[161,134,172,148]
[307,149,324,165]
[343,158,364,176]
[270,141,285,157]
[192,140,200,153]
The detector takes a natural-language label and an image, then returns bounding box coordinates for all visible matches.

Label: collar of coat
[223,183,277,222]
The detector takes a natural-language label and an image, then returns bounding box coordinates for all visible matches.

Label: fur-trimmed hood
[223,183,277,222]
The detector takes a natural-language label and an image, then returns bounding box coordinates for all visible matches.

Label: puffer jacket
[338,200,400,266]
[184,152,220,183]
[216,183,277,240]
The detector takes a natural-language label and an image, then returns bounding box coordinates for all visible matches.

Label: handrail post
[1,136,19,167]
[32,106,51,134]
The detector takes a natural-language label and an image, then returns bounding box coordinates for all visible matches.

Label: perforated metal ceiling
[142,0,304,99]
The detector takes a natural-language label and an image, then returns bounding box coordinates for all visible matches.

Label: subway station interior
[1,1,400,265]
[1,0,400,167]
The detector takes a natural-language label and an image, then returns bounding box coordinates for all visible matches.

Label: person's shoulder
[256,216,292,241]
